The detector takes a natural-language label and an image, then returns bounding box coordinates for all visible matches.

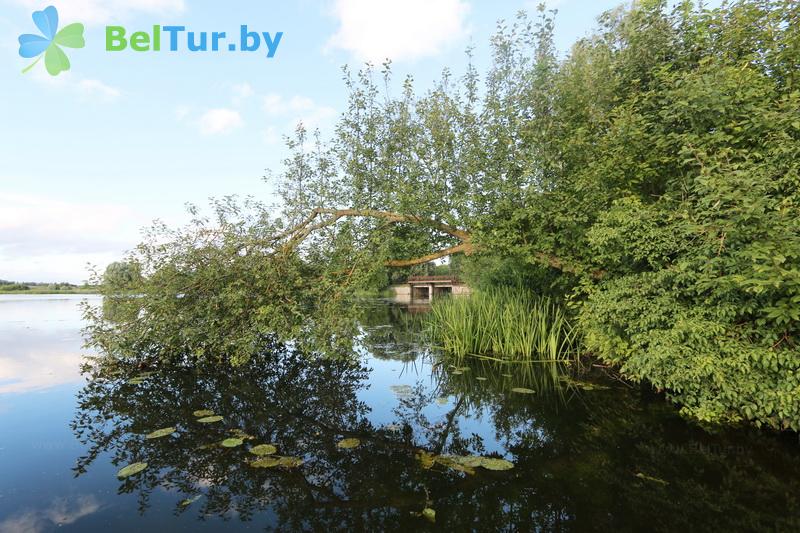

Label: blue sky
[0,0,710,283]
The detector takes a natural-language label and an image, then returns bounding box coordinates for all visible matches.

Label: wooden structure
[391,275,470,302]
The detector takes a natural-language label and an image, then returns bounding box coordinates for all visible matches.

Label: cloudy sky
[0,0,706,283]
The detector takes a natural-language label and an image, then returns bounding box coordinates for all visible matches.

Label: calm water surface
[0,295,798,532]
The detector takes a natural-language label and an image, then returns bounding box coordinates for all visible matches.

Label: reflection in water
[72,311,800,531]
[0,495,101,533]
[0,295,98,394]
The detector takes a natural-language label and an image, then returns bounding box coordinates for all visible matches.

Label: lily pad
[448,455,483,468]
[250,456,281,468]
[510,387,535,394]
[422,507,436,523]
[501,373,512,378]
[435,397,449,405]
[337,438,361,449]
[416,450,435,469]
[229,428,254,439]
[127,378,145,385]
[389,385,413,398]
[480,457,514,471]
[145,427,176,440]
[276,456,304,467]
[435,455,476,475]
[451,370,463,375]
[221,438,243,448]
[117,462,148,478]
[476,376,488,381]
[192,409,215,417]
[179,495,202,507]
[250,444,277,456]
[636,472,669,485]
[197,415,223,424]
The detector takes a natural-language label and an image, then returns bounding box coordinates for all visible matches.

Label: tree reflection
[72,330,800,531]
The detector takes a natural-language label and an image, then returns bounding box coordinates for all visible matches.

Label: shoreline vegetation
[0,280,99,294]
[83,0,799,433]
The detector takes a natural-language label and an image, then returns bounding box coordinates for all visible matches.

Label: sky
[0,0,713,283]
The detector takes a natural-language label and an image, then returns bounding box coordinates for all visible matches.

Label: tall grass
[426,287,578,363]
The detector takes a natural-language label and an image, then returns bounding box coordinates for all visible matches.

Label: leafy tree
[87,0,800,429]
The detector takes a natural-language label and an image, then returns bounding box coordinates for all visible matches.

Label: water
[1,295,798,532]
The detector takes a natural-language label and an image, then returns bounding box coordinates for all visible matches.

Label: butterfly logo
[18,5,85,76]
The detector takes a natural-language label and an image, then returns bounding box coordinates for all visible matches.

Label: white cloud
[262,93,337,130]
[0,192,141,283]
[174,104,191,121]
[12,0,186,26]
[197,108,243,135]
[77,79,121,101]
[327,0,470,62]
[28,69,122,102]
[0,496,101,533]
[231,82,254,105]
[262,126,279,145]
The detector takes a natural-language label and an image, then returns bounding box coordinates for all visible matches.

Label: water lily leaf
[229,429,254,439]
[197,415,223,424]
[221,438,243,448]
[337,438,361,449]
[389,385,413,398]
[511,387,535,394]
[145,427,175,439]
[192,409,215,417]
[448,455,483,468]
[435,455,476,475]
[276,456,304,467]
[480,457,514,470]
[250,456,281,468]
[416,450,435,469]
[422,507,436,523]
[502,373,512,378]
[476,376,488,381]
[127,377,145,385]
[179,495,201,507]
[451,370,463,375]
[455,366,470,372]
[636,472,669,485]
[435,397,449,405]
[117,462,147,478]
[250,444,277,456]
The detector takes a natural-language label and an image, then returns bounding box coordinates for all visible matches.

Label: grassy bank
[0,281,99,294]
[426,287,578,363]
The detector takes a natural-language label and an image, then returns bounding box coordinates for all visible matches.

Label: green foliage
[426,288,577,363]
[86,0,800,429]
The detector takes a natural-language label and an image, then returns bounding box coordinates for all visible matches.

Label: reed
[426,287,577,363]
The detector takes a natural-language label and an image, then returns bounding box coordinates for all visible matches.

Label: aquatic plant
[426,288,578,363]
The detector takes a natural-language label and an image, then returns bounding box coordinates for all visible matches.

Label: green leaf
[510,387,535,394]
[250,456,281,468]
[336,438,361,449]
[196,415,223,423]
[117,462,147,478]
[192,409,215,417]
[221,438,243,447]
[479,457,514,470]
[145,427,175,439]
[44,45,70,76]
[422,508,436,523]
[54,23,85,48]
[250,444,277,456]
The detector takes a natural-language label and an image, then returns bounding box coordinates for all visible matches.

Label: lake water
[0,295,798,532]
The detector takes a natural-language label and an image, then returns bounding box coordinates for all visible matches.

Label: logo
[18,5,85,76]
